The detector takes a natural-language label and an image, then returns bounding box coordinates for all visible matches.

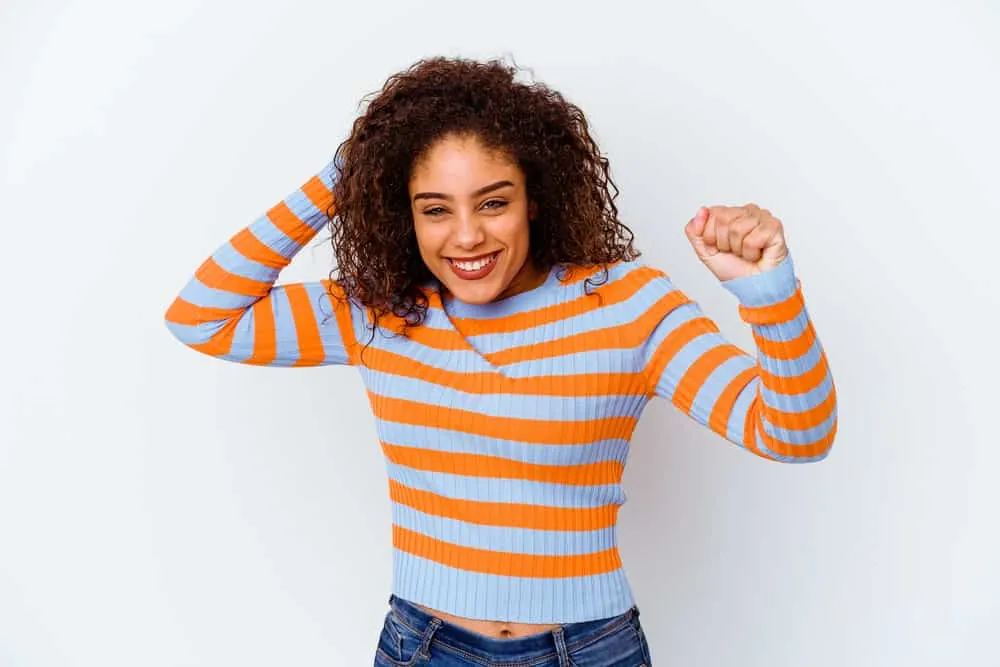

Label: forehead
[410,135,520,187]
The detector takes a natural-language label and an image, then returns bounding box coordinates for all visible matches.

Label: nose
[452,210,485,250]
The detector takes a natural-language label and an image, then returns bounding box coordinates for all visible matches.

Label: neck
[493,258,548,302]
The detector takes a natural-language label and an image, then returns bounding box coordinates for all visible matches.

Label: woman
[165,56,837,666]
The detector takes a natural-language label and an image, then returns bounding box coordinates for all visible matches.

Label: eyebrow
[412,180,514,202]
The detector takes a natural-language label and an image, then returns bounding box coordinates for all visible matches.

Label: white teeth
[453,254,496,272]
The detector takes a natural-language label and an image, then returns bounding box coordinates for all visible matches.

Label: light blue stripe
[198,285,348,366]
[752,310,810,341]
[283,187,328,224]
[268,289,301,366]
[178,277,257,311]
[300,282,351,365]
[385,462,625,508]
[725,377,757,444]
[317,158,337,190]
[421,306,456,329]
[245,215,305,260]
[164,320,226,347]
[444,261,645,321]
[642,300,704,361]
[391,504,617,556]
[687,354,756,425]
[760,368,834,410]
[498,348,636,377]
[392,550,634,624]
[212,242,281,283]
[365,333,493,374]
[650,330,727,402]
[754,429,831,463]
[223,311,256,363]
[721,253,798,306]
[364,370,645,418]
[757,339,824,377]
[165,316,255,363]
[714,374,837,453]
[463,272,674,354]
[762,409,837,443]
[375,421,630,466]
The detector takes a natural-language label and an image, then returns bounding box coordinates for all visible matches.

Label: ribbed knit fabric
[165,160,838,623]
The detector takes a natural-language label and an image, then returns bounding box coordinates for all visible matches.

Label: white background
[2,0,997,664]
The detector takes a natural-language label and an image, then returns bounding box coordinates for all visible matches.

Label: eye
[482,199,508,211]
[423,206,447,217]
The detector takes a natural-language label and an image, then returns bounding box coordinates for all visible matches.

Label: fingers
[701,204,778,259]
[685,207,709,242]
[741,221,779,261]
[728,215,760,257]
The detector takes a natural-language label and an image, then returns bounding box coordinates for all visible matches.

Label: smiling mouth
[446,251,501,280]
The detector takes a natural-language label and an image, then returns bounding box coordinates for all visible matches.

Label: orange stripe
[195,257,271,297]
[393,525,622,579]
[359,347,647,397]
[558,263,611,286]
[452,266,661,336]
[672,344,746,415]
[165,297,243,326]
[368,311,469,352]
[707,366,756,437]
[759,352,830,395]
[283,284,325,366]
[754,416,836,459]
[738,284,804,325]
[388,480,618,531]
[300,173,335,216]
[189,319,238,357]
[753,322,815,360]
[321,280,360,365]
[230,228,290,269]
[372,395,635,445]
[267,200,319,246]
[763,385,837,431]
[244,298,276,365]
[382,443,624,486]
[644,316,720,396]
[486,290,691,367]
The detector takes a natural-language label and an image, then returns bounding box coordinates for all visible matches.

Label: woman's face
[409,133,540,305]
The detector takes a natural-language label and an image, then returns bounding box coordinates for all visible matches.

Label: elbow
[781,418,838,464]
[755,413,838,464]
[163,300,230,357]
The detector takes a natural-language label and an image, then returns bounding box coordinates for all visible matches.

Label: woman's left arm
[640,205,838,463]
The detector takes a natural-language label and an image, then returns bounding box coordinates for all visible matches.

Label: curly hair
[328,55,640,330]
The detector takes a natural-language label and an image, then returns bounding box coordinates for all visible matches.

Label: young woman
[165,56,837,666]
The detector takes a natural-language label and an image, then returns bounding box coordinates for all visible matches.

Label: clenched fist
[684,204,789,282]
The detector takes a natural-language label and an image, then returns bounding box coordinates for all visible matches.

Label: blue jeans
[374,595,653,666]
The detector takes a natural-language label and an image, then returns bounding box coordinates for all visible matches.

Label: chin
[444,278,506,305]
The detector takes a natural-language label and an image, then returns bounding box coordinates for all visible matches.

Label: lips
[447,250,501,280]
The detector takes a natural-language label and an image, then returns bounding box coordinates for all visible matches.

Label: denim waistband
[387,594,640,661]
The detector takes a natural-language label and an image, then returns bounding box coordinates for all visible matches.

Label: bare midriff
[416,603,561,639]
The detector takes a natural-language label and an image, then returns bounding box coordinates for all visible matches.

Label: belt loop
[552,626,571,667]
[417,617,442,660]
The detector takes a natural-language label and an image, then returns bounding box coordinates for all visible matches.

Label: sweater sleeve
[639,254,837,462]
[164,159,358,366]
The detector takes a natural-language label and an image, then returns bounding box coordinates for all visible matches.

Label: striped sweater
[164,159,837,623]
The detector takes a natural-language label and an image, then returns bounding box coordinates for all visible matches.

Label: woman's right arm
[164,159,358,366]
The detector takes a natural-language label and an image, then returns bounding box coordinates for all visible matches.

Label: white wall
[2,0,997,664]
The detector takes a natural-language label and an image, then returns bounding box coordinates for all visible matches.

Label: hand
[684,204,789,281]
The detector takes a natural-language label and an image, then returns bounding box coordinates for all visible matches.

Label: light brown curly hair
[328,55,640,329]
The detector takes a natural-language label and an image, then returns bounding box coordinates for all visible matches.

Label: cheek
[413,221,445,258]
[496,210,531,250]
